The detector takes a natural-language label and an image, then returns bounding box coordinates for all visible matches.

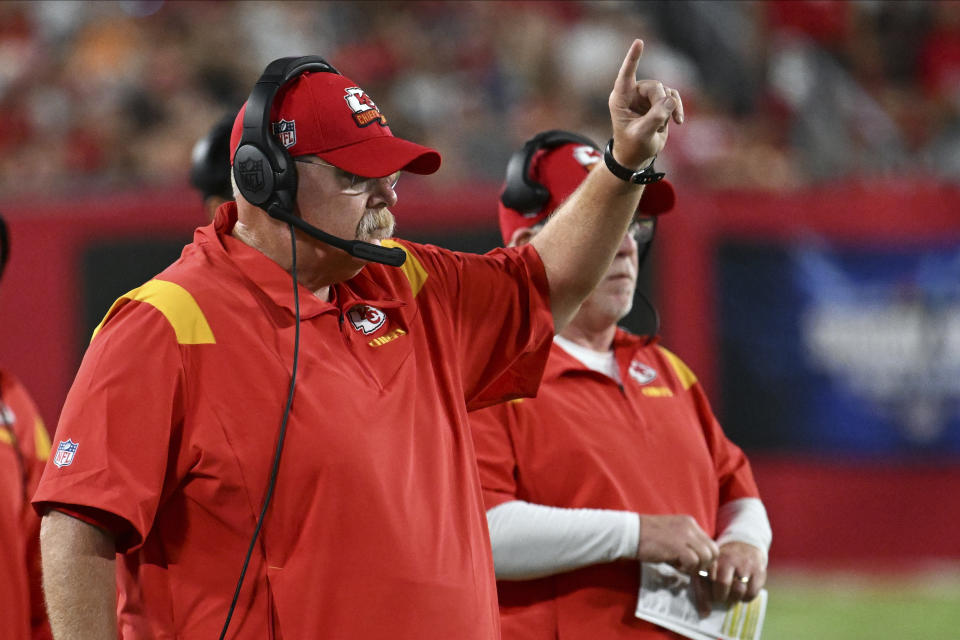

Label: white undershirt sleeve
[486,498,772,581]
[715,497,772,562]
[486,500,639,580]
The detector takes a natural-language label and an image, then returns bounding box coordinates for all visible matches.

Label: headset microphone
[265,203,406,267]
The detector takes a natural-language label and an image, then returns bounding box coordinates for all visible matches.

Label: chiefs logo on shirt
[347,305,387,335]
[344,87,388,127]
[628,359,657,385]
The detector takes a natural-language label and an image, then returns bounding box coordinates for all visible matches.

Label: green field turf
[761,567,960,639]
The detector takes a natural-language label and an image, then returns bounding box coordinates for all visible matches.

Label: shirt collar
[203,202,406,320]
[548,328,659,378]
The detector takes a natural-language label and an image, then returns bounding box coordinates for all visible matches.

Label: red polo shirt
[470,331,761,640]
[1,370,52,640]
[33,203,554,639]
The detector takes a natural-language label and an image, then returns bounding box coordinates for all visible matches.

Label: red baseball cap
[230,70,441,177]
[497,142,675,245]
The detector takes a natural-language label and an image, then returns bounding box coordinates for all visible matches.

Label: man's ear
[508,226,538,247]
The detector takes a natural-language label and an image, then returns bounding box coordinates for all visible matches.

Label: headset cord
[637,290,661,346]
[219,223,301,640]
[636,219,661,345]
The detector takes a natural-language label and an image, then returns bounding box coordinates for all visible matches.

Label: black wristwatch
[603,138,665,185]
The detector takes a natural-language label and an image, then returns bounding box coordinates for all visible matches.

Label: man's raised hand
[608,39,684,169]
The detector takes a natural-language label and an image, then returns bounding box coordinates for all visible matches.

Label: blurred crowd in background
[0,0,958,199]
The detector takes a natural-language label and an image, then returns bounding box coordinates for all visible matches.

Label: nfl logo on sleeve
[53,439,79,468]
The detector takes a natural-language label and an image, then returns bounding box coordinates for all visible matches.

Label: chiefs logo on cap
[572,145,601,169]
[344,87,388,128]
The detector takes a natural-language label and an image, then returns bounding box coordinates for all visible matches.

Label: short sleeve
[470,400,523,510]
[689,380,761,504]
[32,299,186,552]
[401,242,554,410]
[657,345,761,504]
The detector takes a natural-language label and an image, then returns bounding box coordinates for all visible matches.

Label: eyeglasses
[629,217,655,244]
[295,157,400,195]
[531,216,655,244]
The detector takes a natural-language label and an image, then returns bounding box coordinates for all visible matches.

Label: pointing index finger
[615,39,644,91]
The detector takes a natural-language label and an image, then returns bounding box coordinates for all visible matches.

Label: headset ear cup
[233,144,275,206]
[266,133,297,217]
[273,150,298,216]
[234,56,340,218]
[499,129,599,216]
[500,149,549,214]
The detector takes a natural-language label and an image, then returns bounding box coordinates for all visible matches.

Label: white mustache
[356,208,395,241]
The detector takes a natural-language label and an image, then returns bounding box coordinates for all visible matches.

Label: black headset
[232,55,405,267]
[500,129,599,215]
[501,129,662,340]
[190,113,235,201]
[233,56,338,214]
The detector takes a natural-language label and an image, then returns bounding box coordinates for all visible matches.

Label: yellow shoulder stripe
[34,418,51,461]
[91,279,215,345]
[0,418,50,460]
[380,240,428,297]
[658,346,698,390]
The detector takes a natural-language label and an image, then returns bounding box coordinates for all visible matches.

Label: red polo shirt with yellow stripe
[470,331,761,640]
[1,370,52,640]
[32,202,554,640]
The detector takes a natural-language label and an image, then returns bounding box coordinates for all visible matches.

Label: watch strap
[603,139,665,185]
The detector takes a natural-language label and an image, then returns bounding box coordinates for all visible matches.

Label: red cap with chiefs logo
[230,70,441,177]
[497,141,675,245]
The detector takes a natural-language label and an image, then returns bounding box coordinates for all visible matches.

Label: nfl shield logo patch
[53,439,79,468]
[272,119,297,148]
[238,158,265,192]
